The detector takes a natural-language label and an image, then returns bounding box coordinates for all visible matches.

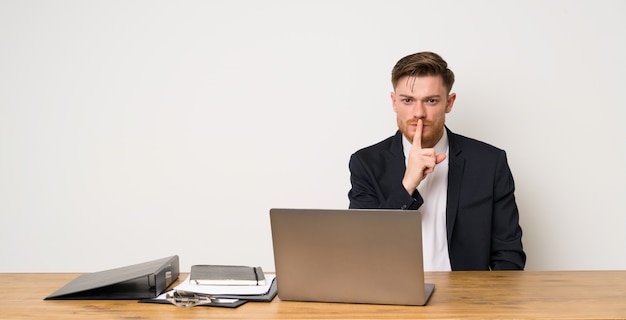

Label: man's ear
[445,92,456,113]
[391,91,398,113]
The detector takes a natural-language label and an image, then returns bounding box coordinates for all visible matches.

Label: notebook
[269,208,434,306]
[190,265,266,286]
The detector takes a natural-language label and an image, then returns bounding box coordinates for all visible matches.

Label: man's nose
[412,103,426,119]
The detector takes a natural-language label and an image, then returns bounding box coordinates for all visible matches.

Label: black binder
[44,255,180,300]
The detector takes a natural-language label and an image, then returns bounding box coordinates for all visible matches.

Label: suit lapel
[389,130,405,158]
[446,128,464,243]
[389,130,407,180]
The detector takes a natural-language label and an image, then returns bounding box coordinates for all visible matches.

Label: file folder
[44,255,180,300]
[139,277,278,308]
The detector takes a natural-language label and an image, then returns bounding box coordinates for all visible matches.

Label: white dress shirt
[402,130,452,271]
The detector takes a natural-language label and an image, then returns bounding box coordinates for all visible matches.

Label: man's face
[391,75,456,148]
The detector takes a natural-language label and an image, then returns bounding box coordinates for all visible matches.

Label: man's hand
[402,119,447,194]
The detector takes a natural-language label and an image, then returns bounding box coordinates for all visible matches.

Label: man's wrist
[402,178,417,195]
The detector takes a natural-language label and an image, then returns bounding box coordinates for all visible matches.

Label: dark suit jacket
[348,128,526,270]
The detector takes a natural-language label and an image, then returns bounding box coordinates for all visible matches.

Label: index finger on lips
[413,119,423,149]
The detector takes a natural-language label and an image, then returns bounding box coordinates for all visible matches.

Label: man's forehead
[395,75,447,95]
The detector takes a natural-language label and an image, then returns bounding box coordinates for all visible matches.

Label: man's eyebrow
[398,94,442,100]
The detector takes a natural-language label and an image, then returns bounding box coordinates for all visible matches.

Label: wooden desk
[1,271,625,319]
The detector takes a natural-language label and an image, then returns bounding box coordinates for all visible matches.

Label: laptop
[269,208,434,306]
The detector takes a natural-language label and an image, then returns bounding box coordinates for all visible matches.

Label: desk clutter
[43,255,277,308]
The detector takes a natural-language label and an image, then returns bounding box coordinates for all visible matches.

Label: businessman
[348,52,525,271]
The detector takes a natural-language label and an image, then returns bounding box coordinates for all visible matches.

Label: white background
[1,0,625,272]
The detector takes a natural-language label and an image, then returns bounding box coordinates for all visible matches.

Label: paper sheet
[174,274,276,295]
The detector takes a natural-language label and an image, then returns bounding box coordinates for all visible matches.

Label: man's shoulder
[448,129,505,155]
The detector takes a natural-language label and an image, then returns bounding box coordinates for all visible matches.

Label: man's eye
[426,99,438,104]
[402,98,413,103]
